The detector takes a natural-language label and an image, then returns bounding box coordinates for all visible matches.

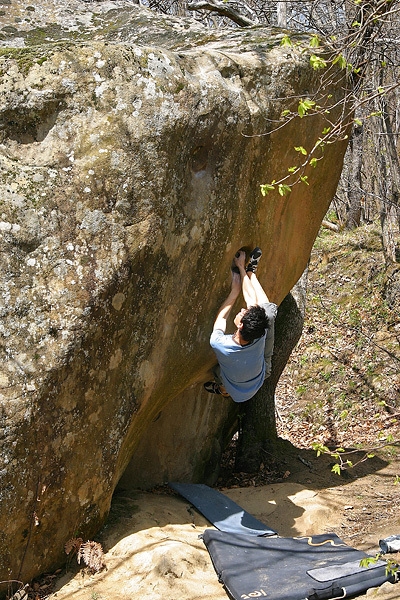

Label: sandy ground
[49,452,400,600]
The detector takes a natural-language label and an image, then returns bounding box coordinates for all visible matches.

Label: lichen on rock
[0,0,350,586]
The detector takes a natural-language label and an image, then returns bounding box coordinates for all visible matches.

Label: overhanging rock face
[0,1,349,584]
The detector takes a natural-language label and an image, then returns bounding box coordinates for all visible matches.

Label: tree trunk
[376,64,400,263]
[235,269,308,472]
[277,1,287,28]
[345,122,363,229]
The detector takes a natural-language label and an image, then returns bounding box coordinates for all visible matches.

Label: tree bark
[376,62,400,263]
[187,0,257,26]
[345,122,363,228]
[235,269,308,472]
[276,1,287,28]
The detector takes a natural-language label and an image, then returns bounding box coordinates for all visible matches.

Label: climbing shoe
[204,381,230,397]
[246,247,262,273]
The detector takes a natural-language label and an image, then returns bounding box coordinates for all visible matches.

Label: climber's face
[234,308,247,329]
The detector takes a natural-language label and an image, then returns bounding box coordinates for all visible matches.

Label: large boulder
[0,0,349,585]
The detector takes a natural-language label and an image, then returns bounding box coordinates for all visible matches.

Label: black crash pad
[202,529,397,600]
[169,482,277,536]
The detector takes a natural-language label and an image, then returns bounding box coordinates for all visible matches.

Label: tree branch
[187,0,257,27]
[322,219,341,232]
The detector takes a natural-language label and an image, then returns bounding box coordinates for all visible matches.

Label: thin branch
[187,0,257,27]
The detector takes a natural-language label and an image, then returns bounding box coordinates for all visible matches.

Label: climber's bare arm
[213,272,241,332]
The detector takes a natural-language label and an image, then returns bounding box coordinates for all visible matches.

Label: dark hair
[240,305,269,342]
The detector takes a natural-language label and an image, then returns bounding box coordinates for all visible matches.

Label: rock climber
[204,247,277,403]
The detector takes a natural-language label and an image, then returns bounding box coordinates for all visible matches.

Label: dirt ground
[44,445,400,600]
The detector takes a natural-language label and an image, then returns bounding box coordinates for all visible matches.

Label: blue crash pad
[169,482,277,537]
[202,529,397,600]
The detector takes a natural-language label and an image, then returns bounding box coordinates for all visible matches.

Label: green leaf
[288,166,297,173]
[378,86,385,94]
[360,557,378,568]
[354,118,363,126]
[310,158,318,168]
[298,104,306,118]
[278,184,292,196]
[280,35,292,47]
[260,183,275,196]
[386,559,399,577]
[309,34,320,48]
[367,453,375,459]
[332,54,347,69]
[302,98,315,110]
[300,175,309,185]
[295,146,308,156]
[310,55,327,70]
[352,20,361,27]
[299,99,316,117]
[322,127,331,135]
[312,443,330,457]
[331,464,342,475]
[281,109,291,117]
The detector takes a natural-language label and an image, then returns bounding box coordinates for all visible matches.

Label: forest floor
[40,222,399,600]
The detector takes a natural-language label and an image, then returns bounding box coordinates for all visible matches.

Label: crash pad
[169,482,277,536]
[202,529,397,600]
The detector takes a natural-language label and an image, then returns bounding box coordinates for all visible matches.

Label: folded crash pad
[169,482,277,536]
[202,529,397,600]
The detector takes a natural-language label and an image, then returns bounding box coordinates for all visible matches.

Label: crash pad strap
[169,482,277,536]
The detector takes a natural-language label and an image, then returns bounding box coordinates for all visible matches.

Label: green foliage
[360,555,399,577]
[294,145,308,155]
[309,34,320,48]
[312,439,400,476]
[310,54,327,70]
[359,556,379,569]
[260,183,275,196]
[312,442,330,457]
[280,34,292,47]
[298,98,316,118]
[260,182,292,197]
[332,53,347,69]
[278,183,292,196]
